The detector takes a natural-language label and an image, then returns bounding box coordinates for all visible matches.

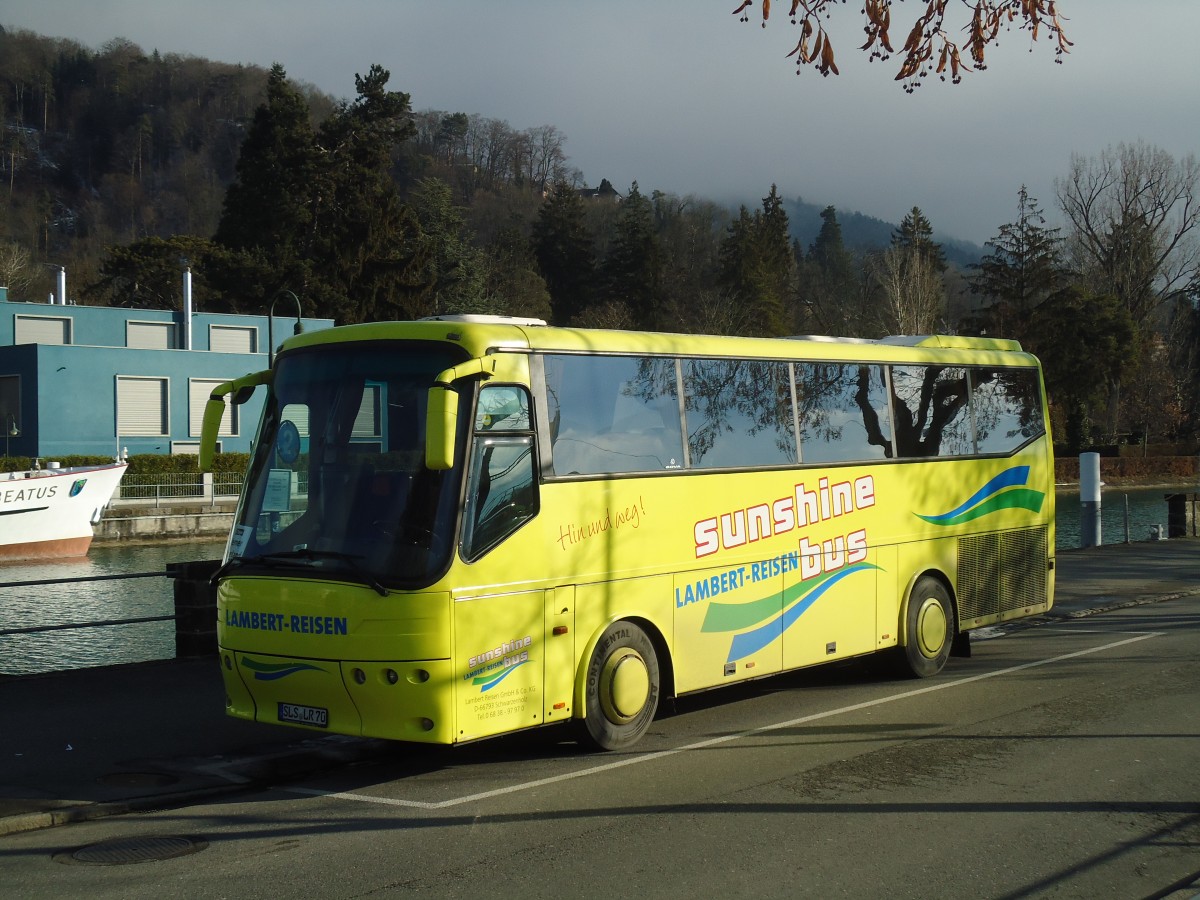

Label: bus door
[544,585,575,724]
[454,590,544,741]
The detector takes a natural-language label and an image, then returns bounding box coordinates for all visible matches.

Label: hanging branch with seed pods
[732,0,1072,90]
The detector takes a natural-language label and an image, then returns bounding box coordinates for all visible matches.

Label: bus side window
[463,385,538,561]
[970,367,1045,454]
[463,436,536,561]
[891,365,972,457]
[546,354,684,475]
[797,363,892,462]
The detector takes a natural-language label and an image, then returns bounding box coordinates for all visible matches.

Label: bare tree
[0,241,35,296]
[1055,142,1200,326]
[518,125,568,194]
[733,0,1071,89]
[871,245,945,335]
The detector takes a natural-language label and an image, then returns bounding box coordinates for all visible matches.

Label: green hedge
[0,453,250,475]
[1055,456,1198,484]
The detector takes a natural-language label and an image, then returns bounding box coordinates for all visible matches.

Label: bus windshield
[226,341,468,589]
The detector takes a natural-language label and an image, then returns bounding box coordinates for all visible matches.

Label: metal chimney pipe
[183,266,193,350]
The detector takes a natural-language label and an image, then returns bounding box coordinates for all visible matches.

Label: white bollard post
[1079,452,1102,549]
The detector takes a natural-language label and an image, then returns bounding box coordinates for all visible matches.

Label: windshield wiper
[211,548,388,596]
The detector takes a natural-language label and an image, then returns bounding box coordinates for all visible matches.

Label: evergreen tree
[211,63,425,323]
[969,187,1065,343]
[717,186,794,336]
[892,206,946,273]
[799,205,860,335]
[531,181,595,324]
[408,177,486,315]
[482,224,553,321]
[758,185,796,324]
[1030,286,1135,452]
[308,64,424,323]
[600,182,663,329]
[649,190,728,333]
[214,64,316,257]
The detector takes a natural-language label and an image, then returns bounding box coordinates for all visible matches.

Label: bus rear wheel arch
[579,621,661,751]
[899,574,955,678]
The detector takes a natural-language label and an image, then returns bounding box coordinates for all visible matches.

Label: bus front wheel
[900,576,954,678]
[580,622,660,751]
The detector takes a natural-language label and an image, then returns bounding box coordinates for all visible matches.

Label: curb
[0,735,388,838]
[0,784,247,838]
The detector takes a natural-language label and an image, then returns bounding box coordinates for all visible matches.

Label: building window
[127,321,175,350]
[0,375,20,434]
[15,315,72,345]
[209,325,258,354]
[353,384,381,438]
[189,378,237,437]
[116,376,169,436]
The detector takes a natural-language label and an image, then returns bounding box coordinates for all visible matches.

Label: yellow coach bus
[199,316,1054,750]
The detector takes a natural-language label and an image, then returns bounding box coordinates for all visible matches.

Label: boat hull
[0,462,128,561]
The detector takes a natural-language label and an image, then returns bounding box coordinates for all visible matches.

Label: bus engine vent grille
[957,527,1048,626]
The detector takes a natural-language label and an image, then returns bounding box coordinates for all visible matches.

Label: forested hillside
[1,26,1197,450]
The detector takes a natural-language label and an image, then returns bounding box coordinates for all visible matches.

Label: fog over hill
[778,197,985,269]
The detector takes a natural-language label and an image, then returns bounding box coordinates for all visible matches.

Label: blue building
[0,286,333,458]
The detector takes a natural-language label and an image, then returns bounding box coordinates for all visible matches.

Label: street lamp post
[269,290,305,367]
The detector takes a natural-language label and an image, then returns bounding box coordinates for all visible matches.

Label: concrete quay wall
[95,500,236,543]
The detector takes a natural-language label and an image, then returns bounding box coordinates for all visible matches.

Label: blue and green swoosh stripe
[241,657,327,681]
[916,465,1044,526]
[702,564,878,664]
[473,659,531,692]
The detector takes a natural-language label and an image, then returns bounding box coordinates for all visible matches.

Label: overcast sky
[6,1,1199,246]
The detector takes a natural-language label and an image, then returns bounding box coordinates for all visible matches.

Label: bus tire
[579,621,660,751]
[900,576,954,678]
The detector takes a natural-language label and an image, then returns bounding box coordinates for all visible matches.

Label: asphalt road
[3,594,1199,899]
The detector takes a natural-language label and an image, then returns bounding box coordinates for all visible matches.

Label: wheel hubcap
[600,650,650,724]
[916,597,948,658]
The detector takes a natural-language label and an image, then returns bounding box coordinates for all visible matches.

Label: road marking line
[280,631,1162,811]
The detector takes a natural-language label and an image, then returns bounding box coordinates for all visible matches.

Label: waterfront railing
[0,561,220,673]
[117,472,244,505]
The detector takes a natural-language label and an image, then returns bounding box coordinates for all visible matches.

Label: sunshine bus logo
[465,635,533,692]
[917,465,1045,526]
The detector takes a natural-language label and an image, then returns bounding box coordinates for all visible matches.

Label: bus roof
[279,318,1033,367]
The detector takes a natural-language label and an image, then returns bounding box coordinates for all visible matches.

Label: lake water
[0,539,227,676]
[0,486,1191,676]
[1055,486,1186,549]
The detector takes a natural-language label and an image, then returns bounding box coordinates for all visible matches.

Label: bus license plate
[278,702,328,728]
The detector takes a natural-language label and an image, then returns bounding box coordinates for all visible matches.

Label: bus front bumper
[221,647,456,743]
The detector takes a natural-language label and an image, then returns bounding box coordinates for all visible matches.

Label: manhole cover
[97,772,180,788]
[60,836,208,866]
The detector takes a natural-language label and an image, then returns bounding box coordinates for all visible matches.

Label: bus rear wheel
[580,622,660,751]
[900,576,954,678]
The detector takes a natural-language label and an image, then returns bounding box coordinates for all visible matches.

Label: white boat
[0,461,128,560]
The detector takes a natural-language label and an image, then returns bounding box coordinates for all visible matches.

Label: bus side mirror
[198,395,231,471]
[198,369,272,472]
[425,385,458,471]
[424,356,496,471]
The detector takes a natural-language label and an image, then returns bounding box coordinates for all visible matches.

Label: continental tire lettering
[580,621,661,751]
[587,627,630,691]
